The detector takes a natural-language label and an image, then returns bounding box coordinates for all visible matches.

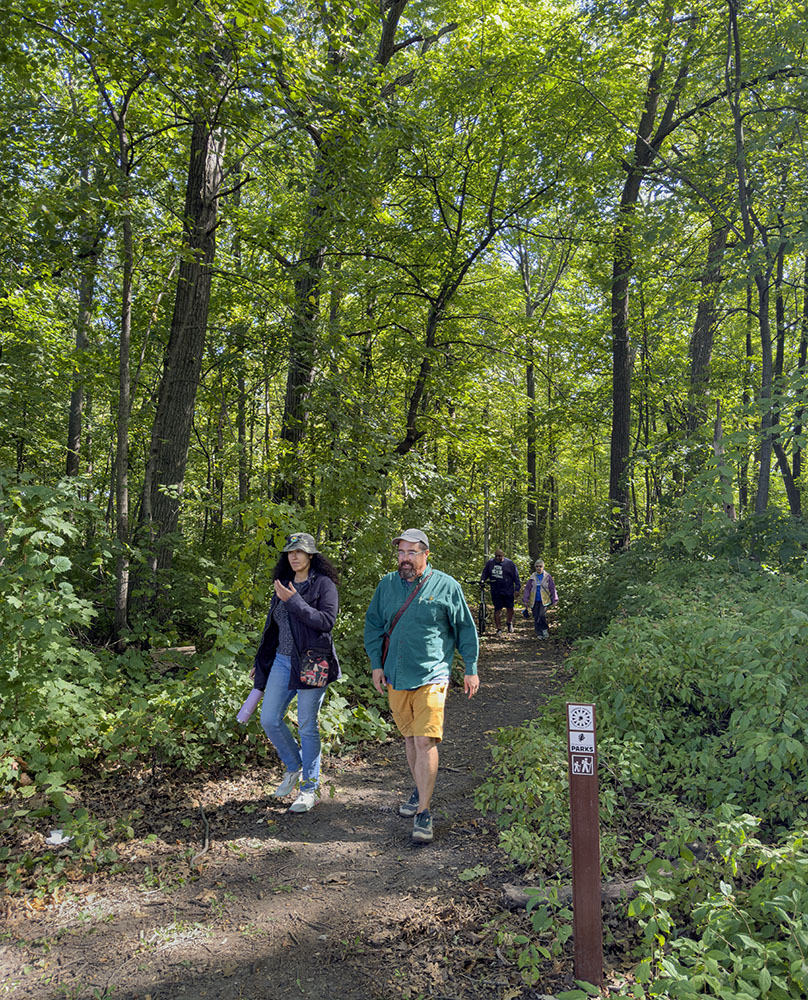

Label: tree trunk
[770,243,801,516]
[753,276,775,514]
[687,219,730,433]
[609,6,692,551]
[113,209,133,650]
[66,240,98,476]
[232,164,249,529]
[143,118,225,571]
[792,255,808,486]
[274,195,326,503]
[526,349,538,560]
[726,0,779,515]
[738,286,754,515]
[609,179,640,552]
[275,3,412,500]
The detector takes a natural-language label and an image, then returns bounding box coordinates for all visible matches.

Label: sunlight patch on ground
[138,919,212,952]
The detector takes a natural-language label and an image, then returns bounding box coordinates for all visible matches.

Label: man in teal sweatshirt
[364,528,480,844]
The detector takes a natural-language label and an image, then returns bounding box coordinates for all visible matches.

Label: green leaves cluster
[626,815,808,999]
[570,562,808,828]
[478,545,808,994]
[0,474,110,789]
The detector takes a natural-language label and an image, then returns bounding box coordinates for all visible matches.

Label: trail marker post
[566,702,603,987]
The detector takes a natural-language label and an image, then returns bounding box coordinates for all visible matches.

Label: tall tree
[608,5,696,550]
[141,114,228,573]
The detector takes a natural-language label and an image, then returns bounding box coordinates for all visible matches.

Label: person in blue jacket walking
[364,529,479,844]
[251,532,340,813]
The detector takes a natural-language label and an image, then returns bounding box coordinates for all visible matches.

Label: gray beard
[399,566,416,581]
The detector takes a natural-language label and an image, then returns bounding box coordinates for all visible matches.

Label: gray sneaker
[272,769,302,797]
[399,788,420,818]
[412,810,433,843]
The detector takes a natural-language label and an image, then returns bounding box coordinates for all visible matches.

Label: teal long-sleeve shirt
[364,566,479,690]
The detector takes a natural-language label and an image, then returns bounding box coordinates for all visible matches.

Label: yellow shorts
[387,682,448,741]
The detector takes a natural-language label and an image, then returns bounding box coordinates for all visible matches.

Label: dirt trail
[2,621,571,1000]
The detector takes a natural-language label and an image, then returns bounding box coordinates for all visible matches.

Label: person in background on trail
[480,548,522,635]
[364,529,479,845]
[522,558,558,640]
[249,532,340,813]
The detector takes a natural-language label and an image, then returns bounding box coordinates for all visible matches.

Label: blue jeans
[260,654,327,791]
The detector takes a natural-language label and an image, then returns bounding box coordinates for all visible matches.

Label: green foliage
[480,545,808,996]
[475,716,573,870]
[620,813,808,999]
[0,475,111,789]
[492,887,574,988]
[0,479,396,894]
[557,541,661,638]
[319,689,389,748]
[569,562,808,828]
[476,715,681,876]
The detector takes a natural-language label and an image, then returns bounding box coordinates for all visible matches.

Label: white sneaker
[288,789,317,813]
[272,769,302,798]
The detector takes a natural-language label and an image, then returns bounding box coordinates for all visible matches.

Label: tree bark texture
[275,205,326,503]
[792,255,808,486]
[725,0,780,515]
[275,3,411,502]
[526,351,538,561]
[113,209,133,650]
[770,246,801,516]
[144,118,225,569]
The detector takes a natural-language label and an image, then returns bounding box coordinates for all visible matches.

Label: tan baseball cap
[392,528,429,548]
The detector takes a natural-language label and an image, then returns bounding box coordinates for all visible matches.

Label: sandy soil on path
[2,621,572,1000]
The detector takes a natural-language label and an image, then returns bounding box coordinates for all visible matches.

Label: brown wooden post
[566,702,603,986]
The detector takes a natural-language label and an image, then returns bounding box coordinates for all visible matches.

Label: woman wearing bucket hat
[250,532,340,812]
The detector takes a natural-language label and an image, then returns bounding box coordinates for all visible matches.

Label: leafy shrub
[481,548,808,997]
[319,690,389,748]
[476,714,683,876]
[568,566,808,829]
[475,716,572,869]
[0,476,114,792]
[621,811,808,999]
[558,539,663,639]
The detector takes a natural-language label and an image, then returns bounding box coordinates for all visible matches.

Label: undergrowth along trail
[2,619,572,1000]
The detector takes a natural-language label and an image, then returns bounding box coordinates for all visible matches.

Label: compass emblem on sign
[569,706,593,730]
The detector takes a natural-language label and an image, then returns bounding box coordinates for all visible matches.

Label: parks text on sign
[569,730,595,754]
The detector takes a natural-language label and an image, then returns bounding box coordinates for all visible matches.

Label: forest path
[3,618,571,1000]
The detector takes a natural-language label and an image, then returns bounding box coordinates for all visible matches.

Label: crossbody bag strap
[381,569,433,666]
[390,569,432,632]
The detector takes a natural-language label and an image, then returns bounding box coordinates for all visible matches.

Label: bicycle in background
[465,580,487,635]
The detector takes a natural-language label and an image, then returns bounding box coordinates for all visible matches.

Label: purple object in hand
[237,687,263,724]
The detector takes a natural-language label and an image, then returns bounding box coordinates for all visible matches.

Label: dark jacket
[253,571,340,691]
[480,557,521,598]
